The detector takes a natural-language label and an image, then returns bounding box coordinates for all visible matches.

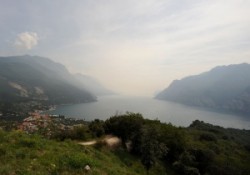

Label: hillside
[0,113,250,175]
[74,73,114,96]
[0,55,97,105]
[156,63,250,115]
[0,130,166,175]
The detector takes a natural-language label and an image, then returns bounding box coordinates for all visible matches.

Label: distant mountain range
[156,63,250,115]
[0,55,112,105]
[74,74,114,96]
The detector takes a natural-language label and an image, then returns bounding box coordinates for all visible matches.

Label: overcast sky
[1,0,250,96]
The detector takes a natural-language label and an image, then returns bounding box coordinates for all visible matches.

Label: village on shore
[0,109,88,137]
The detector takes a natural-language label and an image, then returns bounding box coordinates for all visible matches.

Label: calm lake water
[48,95,250,129]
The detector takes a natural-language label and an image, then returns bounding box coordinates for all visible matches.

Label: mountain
[156,63,250,115]
[0,55,97,105]
[74,74,114,96]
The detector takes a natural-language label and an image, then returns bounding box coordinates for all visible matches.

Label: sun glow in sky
[1,0,250,96]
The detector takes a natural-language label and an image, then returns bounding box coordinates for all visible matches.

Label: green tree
[140,125,168,174]
[159,124,186,162]
[173,151,200,175]
[105,112,144,145]
[89,119,105,137]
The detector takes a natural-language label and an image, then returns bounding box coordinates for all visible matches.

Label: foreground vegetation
[0,129,166,175]
[0,113,250,175]
[103,113,250,175]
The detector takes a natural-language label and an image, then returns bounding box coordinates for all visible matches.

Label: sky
[0,0,250,96]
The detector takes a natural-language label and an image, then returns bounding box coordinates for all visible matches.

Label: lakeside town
[0,109,88,138]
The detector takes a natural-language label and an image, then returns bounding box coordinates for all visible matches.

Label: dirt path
[79,140,97,146]
[78,135,121,147]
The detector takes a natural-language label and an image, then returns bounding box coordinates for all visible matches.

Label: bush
[71,126,87,140]
[199,133,217,142]
[89,119,105,137]
[15,150,26,159]
[0,147,6,156]
[59,153,93,169]
[94,140,106,149]
[244,144,250,152]
[53,126,88,141]
[185,167,200,175]
[105,112,144,143]
[18,138,38,148]
[190,148,215,174]
[173,161,200,175]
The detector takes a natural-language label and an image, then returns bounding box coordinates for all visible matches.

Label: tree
[89,119,105,137]
[140,125,168,174]
[173,151,200,175]
[158,124,186,162]
[104,112,144,145]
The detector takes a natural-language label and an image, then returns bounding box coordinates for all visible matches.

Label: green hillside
[1,113,250,175]
[0,130,165,175]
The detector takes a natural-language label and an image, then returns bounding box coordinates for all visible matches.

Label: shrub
[59,153,92,169]
[185,166,200,175]
[15,150,26,159]
[94,140,106,149]
[0,147,6,156]
[199,133,217,142]
[53,126,88,141]
[18,138,37,148]
[89,119,105,137]
[71,126,87,140]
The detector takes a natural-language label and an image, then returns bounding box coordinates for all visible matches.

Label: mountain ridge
[0,55,101,105]
[156,63,250,115]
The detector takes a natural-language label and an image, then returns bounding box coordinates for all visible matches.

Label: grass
[0,130,166,175]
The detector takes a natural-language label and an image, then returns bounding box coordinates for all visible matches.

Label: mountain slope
[74,74,114,96]
[0,55,97,105]
[156,63,250,115]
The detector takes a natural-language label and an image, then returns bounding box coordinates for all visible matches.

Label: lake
[48,95,250,129]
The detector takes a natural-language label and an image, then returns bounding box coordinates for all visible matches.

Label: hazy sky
[1,0,250,96]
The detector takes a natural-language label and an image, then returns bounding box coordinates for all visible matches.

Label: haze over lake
[48,96,250,129]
